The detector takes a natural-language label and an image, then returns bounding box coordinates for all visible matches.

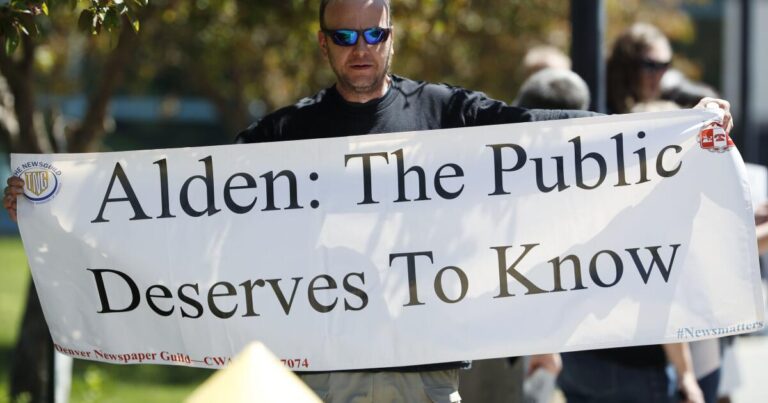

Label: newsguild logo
[13,162,62,203]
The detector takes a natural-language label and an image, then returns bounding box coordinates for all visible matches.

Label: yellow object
[186,342,321,403]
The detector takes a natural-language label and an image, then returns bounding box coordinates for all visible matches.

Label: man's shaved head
[319,0,391,29]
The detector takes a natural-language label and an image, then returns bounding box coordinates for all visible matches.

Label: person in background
[515,66,590,403]
[514,67,590,111]
[661,69,720,108]
[558,23,710,403]
[756,203,768,253]
[633,100,725,403]
[606,22,672,114]
[460,65,588,403]
[522,45,572,77]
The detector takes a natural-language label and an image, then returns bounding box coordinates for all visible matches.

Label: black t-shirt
[236,75,594,143]
[235,75,595,372]
[591,345,667,367]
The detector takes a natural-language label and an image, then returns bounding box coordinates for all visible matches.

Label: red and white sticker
[699,125,734,152]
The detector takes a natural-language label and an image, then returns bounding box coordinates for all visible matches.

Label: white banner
[12,110,765,371]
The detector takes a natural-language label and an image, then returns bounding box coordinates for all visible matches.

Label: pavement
[730,335,768,403]
[730,280,768,403]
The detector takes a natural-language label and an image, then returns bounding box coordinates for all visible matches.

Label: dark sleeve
[446,87,600,126]
[234,123,258,144]
[522,109,602,121]
[443,88,528,126]
[234,116,279,144]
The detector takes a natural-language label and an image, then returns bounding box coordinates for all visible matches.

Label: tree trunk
[9,282,54,403]
[1,35,54,403]
[67,18,140,153]
[4,16,144,403]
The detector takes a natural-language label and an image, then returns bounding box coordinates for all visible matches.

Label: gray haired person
[514,68,591,111]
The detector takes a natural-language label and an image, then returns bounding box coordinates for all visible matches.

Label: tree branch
[67,16,141,152]
[0,36,47,153]
[0,73,19,153]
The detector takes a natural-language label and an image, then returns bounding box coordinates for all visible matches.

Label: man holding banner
[232,0,593,400]
[232,1,733,401]
[2,1,747,403]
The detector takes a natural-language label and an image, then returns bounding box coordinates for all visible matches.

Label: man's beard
[334,47,393,97]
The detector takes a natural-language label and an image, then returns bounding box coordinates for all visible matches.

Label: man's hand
[662,343,704,403]
[526,353,562,376]
[3,176,24,222]
[678,371,705,403]
[755,202,768,225]
[694,97,733,134]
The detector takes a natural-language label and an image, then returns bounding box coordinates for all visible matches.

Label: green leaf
[16,22,28,35]
[77,9,95,34]
[18,14,38,36]
[96,7,106,21]
[0,17,13,35]
[70,0,78,11]
[131,17,139,32]
[4,27,20,55]
[104,7,118,31]
[41,2,48,15]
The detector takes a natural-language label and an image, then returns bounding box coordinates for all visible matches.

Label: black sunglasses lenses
[329,28,389,46]
[641,59,671,71]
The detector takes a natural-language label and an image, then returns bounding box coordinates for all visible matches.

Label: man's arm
[526,353,561,376]
[663,343,704,403]
[756,221,768,254]
[693,97,732,133]
[523,109,599,122]
[524,96,733,128]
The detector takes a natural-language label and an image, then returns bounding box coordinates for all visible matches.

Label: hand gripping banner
[12,110,765,370]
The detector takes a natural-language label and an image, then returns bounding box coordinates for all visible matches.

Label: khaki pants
[299,369,462,403]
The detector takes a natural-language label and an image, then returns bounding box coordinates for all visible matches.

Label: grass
[0,237,28,346]
[0,236,211,403]
[0,236,29,403]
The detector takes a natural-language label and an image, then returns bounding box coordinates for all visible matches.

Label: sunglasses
[322,27,392,47]
[640,59,671,72]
